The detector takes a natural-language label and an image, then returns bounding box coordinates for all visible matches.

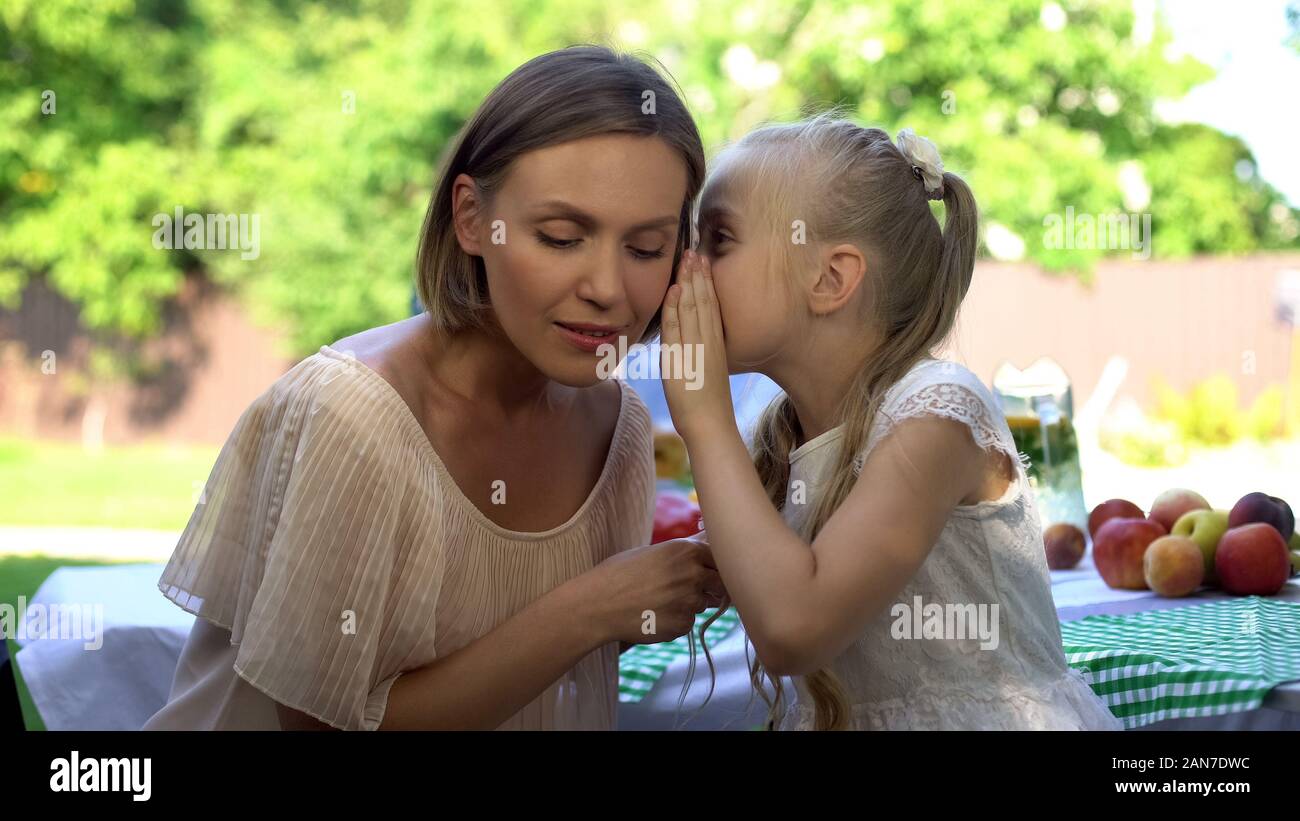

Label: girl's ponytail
[937,170,979,310]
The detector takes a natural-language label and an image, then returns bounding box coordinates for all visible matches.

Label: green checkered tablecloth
[618,597,1300,725]
[618,607,741,703]
[1061,596,1300,729]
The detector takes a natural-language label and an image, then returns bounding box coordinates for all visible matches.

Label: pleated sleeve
[157,350,444,730]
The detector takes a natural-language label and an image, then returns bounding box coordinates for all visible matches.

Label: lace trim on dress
[852,381,1026,476]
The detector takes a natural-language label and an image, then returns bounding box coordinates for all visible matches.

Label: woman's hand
[660,250,736,446]
[585,536,727,645]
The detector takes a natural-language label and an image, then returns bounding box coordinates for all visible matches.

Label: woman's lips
[554,322,621,353]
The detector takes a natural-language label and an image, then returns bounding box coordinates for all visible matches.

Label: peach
[1143,535,1205,597]
[1088,498,1144,541]
[1043,522,1086,570]
[1148,488,1211,533]
[1215,523,1290,596]
[1093,517,1167,590]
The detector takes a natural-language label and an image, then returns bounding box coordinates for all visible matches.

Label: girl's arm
[679,413,985,677]
[661,252,986,676]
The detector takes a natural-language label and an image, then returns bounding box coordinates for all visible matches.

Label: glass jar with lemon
[994,359,1088,533]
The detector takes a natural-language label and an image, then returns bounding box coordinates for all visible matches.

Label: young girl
[661,114,1122,730]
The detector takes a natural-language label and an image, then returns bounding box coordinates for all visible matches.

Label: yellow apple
[1171,509,1230,585]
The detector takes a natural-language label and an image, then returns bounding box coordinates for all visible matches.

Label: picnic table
[10,560,1300,730]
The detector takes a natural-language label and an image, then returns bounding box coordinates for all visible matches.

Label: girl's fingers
[702,256,720,310]
[676,252,698,342]
[705,262,724,346]
[693,254,717,342]
[661,283,681,347]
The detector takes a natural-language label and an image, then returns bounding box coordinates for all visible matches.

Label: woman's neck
[411,314,563,417]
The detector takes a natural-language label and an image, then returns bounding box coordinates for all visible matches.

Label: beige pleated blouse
[142,345,656,731]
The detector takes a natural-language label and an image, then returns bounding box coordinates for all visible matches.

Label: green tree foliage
[2,0,1297,356]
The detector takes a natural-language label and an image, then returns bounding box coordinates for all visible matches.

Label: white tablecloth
[13,562,1300,730]
[12,564,194,731]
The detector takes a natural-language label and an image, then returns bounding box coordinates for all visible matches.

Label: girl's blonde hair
[689,112,979,730]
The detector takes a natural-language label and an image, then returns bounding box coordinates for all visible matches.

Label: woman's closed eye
[533,230,665,260]
[534,229,581,249]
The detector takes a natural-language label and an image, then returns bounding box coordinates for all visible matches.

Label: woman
[142,45,720,731]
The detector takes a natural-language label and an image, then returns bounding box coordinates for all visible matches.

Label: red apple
[1215,523,1290,596]
[1088,498,1144,541]
[1143,535,1204,597]
[1093,517,1167,590]
[1228,492,1294,542]
[1043,522,1086,570]
[652,493,703,543]
[1148,488,1211,533]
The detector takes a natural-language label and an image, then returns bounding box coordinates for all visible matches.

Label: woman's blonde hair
[687,112,979,730]
[415,45,705,344]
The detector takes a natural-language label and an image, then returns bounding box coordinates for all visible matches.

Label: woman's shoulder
[238,343,421,459]
[256,346,377,412]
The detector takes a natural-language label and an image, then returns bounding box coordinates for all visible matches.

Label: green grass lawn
[0,434,204,615]
[0,437,214,727]
[0,436,219,530]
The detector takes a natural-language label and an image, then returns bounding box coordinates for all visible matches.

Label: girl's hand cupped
[660,250,736,445]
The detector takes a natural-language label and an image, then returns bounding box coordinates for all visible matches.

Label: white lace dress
[776,358,1122,730]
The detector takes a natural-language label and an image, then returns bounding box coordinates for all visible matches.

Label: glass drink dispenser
[993,358,1088,532]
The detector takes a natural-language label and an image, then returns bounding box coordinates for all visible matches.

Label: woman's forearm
[379,574,610,730]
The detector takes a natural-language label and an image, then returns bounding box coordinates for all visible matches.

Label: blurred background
[2,0,1299,600]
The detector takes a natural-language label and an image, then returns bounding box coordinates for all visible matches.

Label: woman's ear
[451,173,486,256]
[808,243,869,316]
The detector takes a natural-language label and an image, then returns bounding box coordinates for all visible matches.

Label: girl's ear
[451,173,486,256]
[808,243,869,316]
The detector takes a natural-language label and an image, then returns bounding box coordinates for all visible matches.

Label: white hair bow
[895,128,945,200]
